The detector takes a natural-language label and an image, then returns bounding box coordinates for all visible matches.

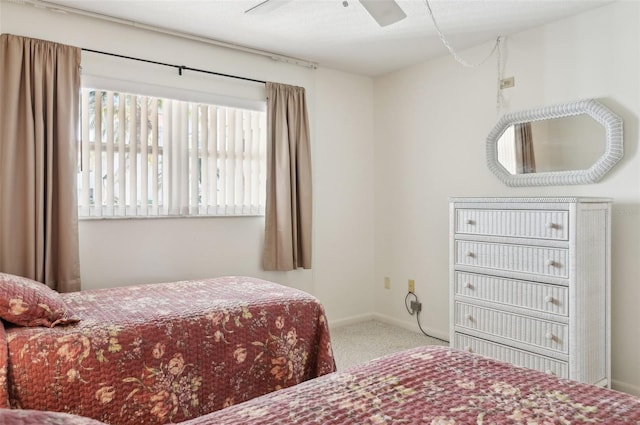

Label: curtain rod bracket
[178,66,185,76]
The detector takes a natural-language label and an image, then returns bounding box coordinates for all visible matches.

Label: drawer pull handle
[465,346,473,353]
[466,219,475,225]
[545,332,555,341]
[544,296,555,303]
[464,314,473,321]
[547,222,557,230]
[466,251,475,258]
[464,282,473,289]
[547,260,557,267]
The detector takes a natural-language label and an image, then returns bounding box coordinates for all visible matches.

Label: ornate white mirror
[486,99,623,186]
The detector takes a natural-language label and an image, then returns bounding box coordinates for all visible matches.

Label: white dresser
[449,197,611,386]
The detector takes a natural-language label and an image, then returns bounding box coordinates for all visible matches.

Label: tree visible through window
[77,88,266,218]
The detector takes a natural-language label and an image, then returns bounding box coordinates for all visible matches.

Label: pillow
[0,272,80,327]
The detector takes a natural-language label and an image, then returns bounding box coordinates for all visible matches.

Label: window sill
[79,214,264,221]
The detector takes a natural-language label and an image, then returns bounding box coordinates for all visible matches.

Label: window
[77,88,266,218]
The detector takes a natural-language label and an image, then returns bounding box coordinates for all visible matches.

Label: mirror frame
[486,99,623,186]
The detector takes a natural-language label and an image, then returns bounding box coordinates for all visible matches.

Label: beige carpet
[329,320,449,370]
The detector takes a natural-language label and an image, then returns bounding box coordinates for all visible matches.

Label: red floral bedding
[0,276,335,424]
[1,346,639,424]
[180,345,640,424]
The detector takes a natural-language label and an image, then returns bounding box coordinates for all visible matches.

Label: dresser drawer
[454,302,568,353]
[454,272,568,316]
[455,241,568,278]
[454,333,568,378]
[455,209,569,241]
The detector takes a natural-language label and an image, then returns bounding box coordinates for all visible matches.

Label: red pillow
[0,273,80,327]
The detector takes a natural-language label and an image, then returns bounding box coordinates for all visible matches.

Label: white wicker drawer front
[454,302,568,353]
[455,241,568,278]
[454,333,568,378]
[454,272,568,316]
[455,209,569,240]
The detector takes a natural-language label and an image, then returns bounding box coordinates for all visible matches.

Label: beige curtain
[0,34,81,292]
[263,82,312,271]
[514,122,536,174]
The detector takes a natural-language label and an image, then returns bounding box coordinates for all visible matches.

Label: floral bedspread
[0,277,335,424]
[180,346,640,425]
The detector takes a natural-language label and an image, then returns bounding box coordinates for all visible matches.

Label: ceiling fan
[245,0,407,27]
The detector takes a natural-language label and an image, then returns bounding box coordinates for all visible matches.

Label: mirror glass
[496,115,605,175]
[486,99,623,186]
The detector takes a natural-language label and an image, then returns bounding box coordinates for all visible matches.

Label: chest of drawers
[449,197,611,386]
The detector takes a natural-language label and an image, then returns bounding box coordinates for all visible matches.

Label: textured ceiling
[30,0,614,76]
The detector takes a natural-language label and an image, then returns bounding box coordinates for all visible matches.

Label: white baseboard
[328,313,375,329]
[329,312,449,343]
[611,379,640,397]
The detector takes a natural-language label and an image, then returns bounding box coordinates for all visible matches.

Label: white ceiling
[33,0,614,76]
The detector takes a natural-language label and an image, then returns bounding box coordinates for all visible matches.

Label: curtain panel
[263,82,312,271]
[0,34,81,292]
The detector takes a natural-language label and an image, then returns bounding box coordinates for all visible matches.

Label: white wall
[0,1,375,325]
[314,68,375,324]
[374,1,640,395]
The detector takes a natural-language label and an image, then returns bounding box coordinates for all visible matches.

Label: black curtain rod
[82,48,267,85]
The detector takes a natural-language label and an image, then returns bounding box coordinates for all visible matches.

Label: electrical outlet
[384,276,390,289]
[500,76,515,89]
[408,279,415,293]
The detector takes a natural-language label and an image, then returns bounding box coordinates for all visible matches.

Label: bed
[2,345,638,424]
[177,345,639,424]
[0,273,335,425]
[188,345,640,424]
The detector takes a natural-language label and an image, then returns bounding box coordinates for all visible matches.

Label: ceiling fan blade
[244,0,292,14]
[359,0,407,27]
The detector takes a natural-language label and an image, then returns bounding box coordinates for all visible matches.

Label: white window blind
[78,88,266,218]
